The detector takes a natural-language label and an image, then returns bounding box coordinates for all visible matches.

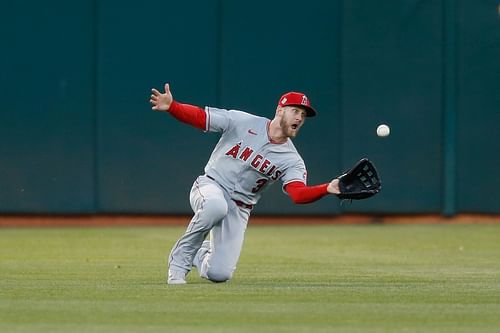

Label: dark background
[1,0,498,215]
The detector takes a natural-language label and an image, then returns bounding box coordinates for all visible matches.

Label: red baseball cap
[278,92,317,117]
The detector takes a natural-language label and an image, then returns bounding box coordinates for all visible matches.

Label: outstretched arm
[285,179,340,204]
[150,83,206,130]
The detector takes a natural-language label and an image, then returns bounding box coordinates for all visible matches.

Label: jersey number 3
[251,178,268,193]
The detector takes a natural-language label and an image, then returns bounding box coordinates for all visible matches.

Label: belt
[205,175,253,210]
[232,200,253,210]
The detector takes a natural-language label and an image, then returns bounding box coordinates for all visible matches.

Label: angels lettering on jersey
[225,141,282,192]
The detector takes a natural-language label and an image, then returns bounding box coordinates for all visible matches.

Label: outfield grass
[0,224,499,333]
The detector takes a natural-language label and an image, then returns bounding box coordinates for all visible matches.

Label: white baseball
[376,124,390,137]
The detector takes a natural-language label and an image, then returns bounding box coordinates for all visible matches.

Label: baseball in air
[376,124,390,137]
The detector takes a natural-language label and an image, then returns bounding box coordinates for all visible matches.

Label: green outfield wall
[1,0,499,215]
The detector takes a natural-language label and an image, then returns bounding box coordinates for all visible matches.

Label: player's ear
[276,106,283,117]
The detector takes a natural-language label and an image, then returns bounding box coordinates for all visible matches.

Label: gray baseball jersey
[168,105,310,282]
[203,106,307,205]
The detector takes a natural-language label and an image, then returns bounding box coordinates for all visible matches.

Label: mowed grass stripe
[0,224,499,333]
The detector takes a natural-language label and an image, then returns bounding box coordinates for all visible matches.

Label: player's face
[279,106,307,138]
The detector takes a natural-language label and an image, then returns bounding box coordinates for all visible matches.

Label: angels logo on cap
[301,95,308,105]
[278,92,317,117]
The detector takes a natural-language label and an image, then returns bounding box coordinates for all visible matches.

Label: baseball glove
[336,158,381,200]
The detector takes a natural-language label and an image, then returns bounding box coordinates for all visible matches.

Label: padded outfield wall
[0,0,499,215]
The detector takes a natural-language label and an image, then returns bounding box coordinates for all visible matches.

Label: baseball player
[150,83,341,284]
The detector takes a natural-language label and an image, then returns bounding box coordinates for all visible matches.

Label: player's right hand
[150,83,173,111]
[327,178,340,195]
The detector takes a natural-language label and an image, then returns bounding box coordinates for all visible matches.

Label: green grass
[1,224,499,333]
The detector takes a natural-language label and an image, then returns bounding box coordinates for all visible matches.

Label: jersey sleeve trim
[204,106,210,132]
[281,178,306,192]
[282,178,306,187]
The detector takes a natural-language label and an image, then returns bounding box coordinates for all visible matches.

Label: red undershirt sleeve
[284,181,330,204]
[167,100,206,130]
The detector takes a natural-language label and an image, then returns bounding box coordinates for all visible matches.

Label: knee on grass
[205,267,233,283]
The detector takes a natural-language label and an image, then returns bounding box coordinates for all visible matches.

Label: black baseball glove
[336,158,381,200]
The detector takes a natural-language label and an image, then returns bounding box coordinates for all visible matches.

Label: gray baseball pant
[168,175,250,282]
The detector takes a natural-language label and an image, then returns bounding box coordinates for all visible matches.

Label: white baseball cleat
[167,270,187,285]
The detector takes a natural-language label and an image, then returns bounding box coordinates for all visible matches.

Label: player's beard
[280,117,300,138]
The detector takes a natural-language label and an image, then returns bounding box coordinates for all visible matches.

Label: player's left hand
[335,158,381,200]
[327,179,340,195]
[150,83,173,111]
